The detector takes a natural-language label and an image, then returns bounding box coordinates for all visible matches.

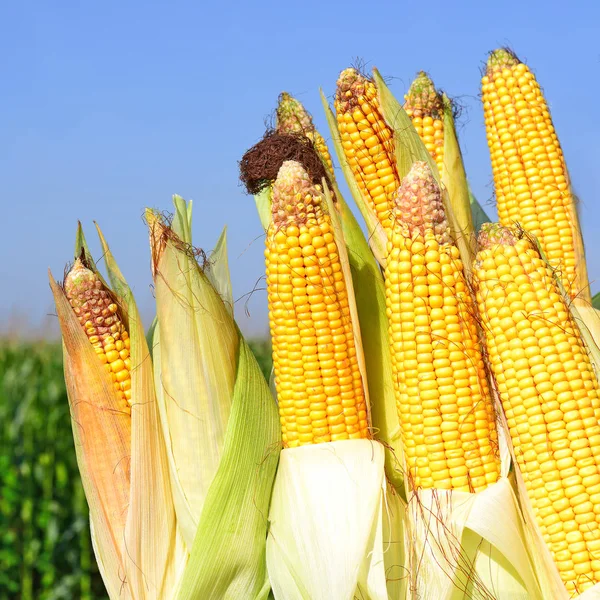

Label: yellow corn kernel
[474,223,600,593]
[334,68,399,233]
[64,259,132,411]
[266,160,370,448]
[276,91,334,174]
[481,48,585,298]
[384,162,500,493]
[404,72,445,178]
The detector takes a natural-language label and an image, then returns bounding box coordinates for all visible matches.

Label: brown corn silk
[276,92,334,174]
[474,223,600,593]
[266,160,370,447]
[404,72,445,178]
[334,68,399,233]
[385,162,500,492]
[481,48,589,301]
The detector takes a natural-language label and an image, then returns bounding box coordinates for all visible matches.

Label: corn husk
[147,197,280,599]
[468,186,492,235]
[266,440,404,600]
[49,225,183,599]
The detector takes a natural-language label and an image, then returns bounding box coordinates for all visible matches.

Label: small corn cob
[334,68,399,231]
[404,72,445,178]
[481,48,585,298]
[276,92,334,173]
[385,161,500,492]
[65,258,132,409]
[265,160,370,447]
[473,224,600,593]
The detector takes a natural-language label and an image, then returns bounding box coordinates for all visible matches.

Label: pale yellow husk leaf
[147,205,238,550]
[266,440,404,600]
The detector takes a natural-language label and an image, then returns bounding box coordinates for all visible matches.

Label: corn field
[0,340,272,599]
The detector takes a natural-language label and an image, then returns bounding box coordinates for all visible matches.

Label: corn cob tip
[486,47,521,74]
[404,71,443,119]
[335,67,368,113]
[393,161,449,243]
[276,91,313,134]
[476,222,518,250]
[65,258,98,294]
[271,160,325,226]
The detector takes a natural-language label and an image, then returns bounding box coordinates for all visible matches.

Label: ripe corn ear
[404,72,445,178]
[64,258,132,410]
[276,92,334,174]
[265,160,370,447]
[385,161,500,492]
[481,48,588,299]
[334,68,399,232]
[473,223,600,594]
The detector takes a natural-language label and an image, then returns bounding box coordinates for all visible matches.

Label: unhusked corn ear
[276,92,334,174]
[473,223,600,594]
[334,68,399,232]
[265,160,370,448]
[404,72,445,178]
[384,161,500,492]
[65,258,132,410]
[481,48,585,298]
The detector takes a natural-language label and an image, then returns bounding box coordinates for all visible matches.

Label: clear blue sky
[2,0,599,338]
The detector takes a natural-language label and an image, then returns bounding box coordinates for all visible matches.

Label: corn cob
[265,160,370,447]
[481,48,585,298]
[334,68,399,231]
[473,223,600,593]
[385,161,500,492]
[65,258,132,409]
[404,72,445,178]
[276,92,334,173]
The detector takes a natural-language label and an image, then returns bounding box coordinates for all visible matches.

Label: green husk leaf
[441,94,475,270]
[176,338,280,600]
[372,69,438,183]
[373,70,471,275]
[205,226,234,316]
[254,187,272,231]
[326,179,404,492]
[468,186,492,234]
[320,89,387,266]
[592,291,600,310]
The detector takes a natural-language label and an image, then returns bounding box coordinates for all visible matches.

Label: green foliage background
[0,339,272,599]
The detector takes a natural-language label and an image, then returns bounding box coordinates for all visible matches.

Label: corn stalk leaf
[176,337,280,600]
[96,224,186,599]
[320,89,387,266]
